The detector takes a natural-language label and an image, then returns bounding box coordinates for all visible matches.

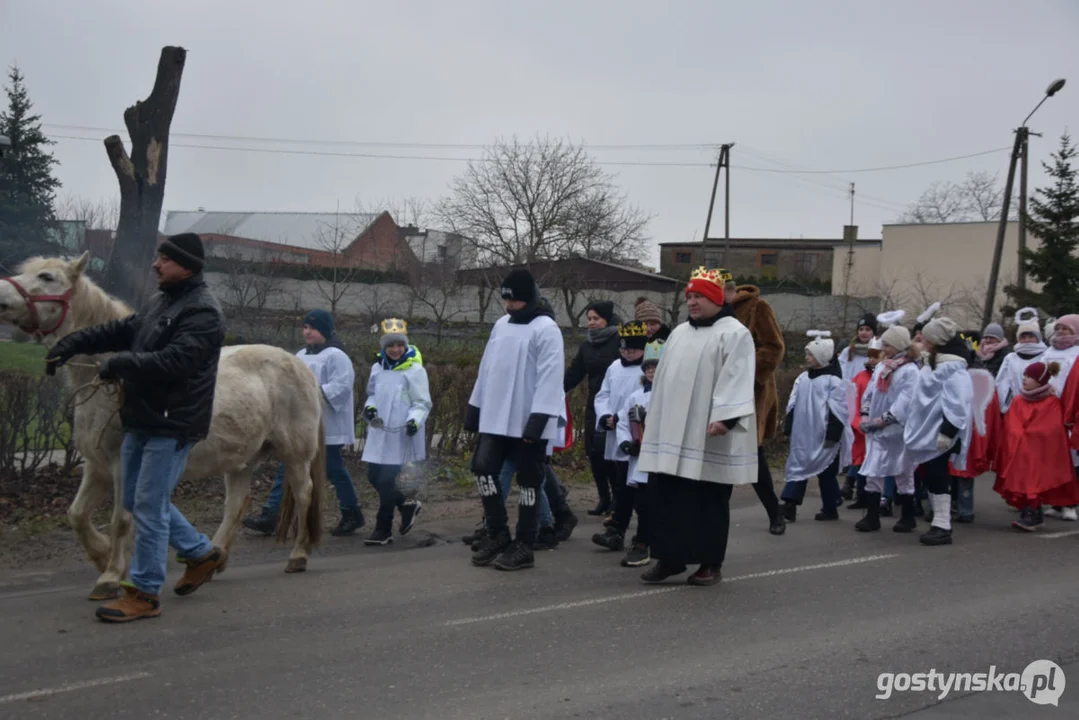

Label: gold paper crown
[619,321,649,338]
[380,318,408,335]
[689,266,733,285]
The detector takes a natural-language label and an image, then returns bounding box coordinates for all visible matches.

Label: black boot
[331,507,365,536]
[769,512,786,536]
[554,507,579,542]
[855,492,882,532]
[471,529,511,566]
[592,527,625,551]
[587,498,611,517]
[532,526,559,551]
[494,539,535,571]
[919,526,952,546]
[242,507,278,536]
[879,497,894,518]
[841,475,855,501]
[782,501,797,522]
[893,494,917,533]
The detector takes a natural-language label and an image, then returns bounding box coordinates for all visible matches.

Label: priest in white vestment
[637,267,758,587]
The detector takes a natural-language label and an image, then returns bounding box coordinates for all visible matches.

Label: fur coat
[729,285,785,445]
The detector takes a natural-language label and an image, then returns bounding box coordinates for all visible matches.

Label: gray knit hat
[982,322,1005,341]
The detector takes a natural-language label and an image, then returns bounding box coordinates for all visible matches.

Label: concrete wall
[206,272,875,332]
[830,243,882,299]
[661,244,834,283]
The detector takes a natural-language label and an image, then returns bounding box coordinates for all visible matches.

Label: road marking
[1036,529,1079,539]
[0,672,152,705]
[445,553,899,626]
[0,585,84,601]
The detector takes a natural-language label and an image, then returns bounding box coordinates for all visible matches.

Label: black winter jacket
[564,330,622,398]
[65,275,225,443]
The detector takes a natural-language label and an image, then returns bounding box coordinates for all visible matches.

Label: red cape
[1062,360,1079,451]
[951,392,1000,478]
[850,369,871,467]
[554,399,574,453]
[993,394,1079,507]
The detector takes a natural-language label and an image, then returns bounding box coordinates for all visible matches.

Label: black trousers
[651,475,733,567]
[472,434,548,544]
[752,445,781,521]
[586,414,615,505]
[921,451,953,495]
[611,477,652,544]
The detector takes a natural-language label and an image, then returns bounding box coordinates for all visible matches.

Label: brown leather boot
[174,546,227,596]
[95,584,161,623]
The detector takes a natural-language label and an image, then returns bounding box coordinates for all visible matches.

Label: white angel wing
[1015,306,1039,325]
[969,368,995,437]
[917,302,941,325]
[876,309,906,327]
[846,379,860,424]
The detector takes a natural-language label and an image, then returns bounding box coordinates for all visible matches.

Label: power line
[48,131,1011,175]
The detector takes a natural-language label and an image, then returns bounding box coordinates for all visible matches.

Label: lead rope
[61,361,123,450]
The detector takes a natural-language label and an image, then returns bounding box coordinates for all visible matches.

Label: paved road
[1,485,1077,719]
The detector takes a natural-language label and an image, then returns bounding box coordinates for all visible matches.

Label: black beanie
[159,233,205,272]
[857,312,878,335]
[500,269,537,304]
[586,301,615,325]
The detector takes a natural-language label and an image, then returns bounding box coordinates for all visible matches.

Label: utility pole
[842,183,856,325]
[982,78,1065,327]
[701,143,733,268]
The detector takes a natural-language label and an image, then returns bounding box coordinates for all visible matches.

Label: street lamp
[981,78,1067,329]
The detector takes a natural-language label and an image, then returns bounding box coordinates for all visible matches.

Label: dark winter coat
[63,274,225,443]
[973,346,1012,377]
[564,327,622,398]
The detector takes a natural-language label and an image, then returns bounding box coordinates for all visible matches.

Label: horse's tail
[306,416,326,547]
[275,416,326,548]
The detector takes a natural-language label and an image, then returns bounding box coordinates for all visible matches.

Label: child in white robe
[360,318,431,545]
[902,317,974,547]
[781,332,852,522]
[997,310,1048,414]
[855,324,919,533]
[591,321,650,548]
[1040,314,1079,521]
[602,339,663,568]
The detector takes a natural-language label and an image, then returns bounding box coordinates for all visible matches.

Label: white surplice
[594,360,646,461]
[783,370,852,483]
[903,357,974,470]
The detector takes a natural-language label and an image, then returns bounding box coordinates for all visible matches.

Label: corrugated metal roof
[163,211,379,251]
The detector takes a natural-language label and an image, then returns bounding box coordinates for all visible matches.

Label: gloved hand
[628,405,647,424]
[619,440,633,456]
[627,441,641,457]
[936,433,953,451]
[44,336,80,377]
[523,413,550,443]
[363,406,378,422]
[98,353,134,381]
[598,415,613,430]
[406,420,418,437]
[464,404,480,433]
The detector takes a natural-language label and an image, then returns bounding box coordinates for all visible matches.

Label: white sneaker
[1062,507,1078,522]
[1043,505,1062,518]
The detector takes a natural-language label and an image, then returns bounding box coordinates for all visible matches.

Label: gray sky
[3,0,1077,266]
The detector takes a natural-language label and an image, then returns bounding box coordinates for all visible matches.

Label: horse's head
[0,251,90,340]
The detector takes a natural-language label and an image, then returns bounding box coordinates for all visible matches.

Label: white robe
[594,360,646,461]
[859,360,919,477]
[1043,345,1079,397]
[468,314,565,441]
[638,316,758,485]
[361,357,432,465]
[783,371,852,483]
[838,346,868,382]
[617,384,652,486]
[996,350,1046,413]
[296,346,356,446]
[903,358,974,470]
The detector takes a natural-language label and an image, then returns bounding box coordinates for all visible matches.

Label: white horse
[0,252,325,599]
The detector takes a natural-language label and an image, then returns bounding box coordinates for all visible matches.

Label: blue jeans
[499,457,554,528]
[121,433,213,596]
[781,456,842,512]
[955,477,974,518]
[367,463,406,531]
[264,444,358,513]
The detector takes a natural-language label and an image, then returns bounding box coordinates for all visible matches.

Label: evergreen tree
[1007,133,1079,316]
[0,65,62,267]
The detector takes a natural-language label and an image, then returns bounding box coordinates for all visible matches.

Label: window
[675,252,692,264]
[759,252,778,267]
[437,245,449,259]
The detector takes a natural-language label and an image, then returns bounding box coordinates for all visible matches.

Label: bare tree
[311,212,366,316]
[56,194,120,231]
[437,136,651,266]
[409,263,467,343]
[898,170,1016,223]
[217,245,283,324]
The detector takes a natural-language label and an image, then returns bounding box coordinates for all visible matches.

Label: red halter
[0,276,75,337]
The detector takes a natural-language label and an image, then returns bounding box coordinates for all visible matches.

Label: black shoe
[364,527,393,546]
[920,526,953,546]
[847,495,868,510]
[954,514,974,524]
[893,494,917,533]
[471,530,511,566]
[640,561,687,584]
[879,499,894,518]
[532,526,559,551]
[462,520,487,547]
[782,502,797,522]
[587,499,611,516]
[331,507,365,537]
[242,508,278,536]
[855,491,882,532]
[494,540,535,571]
[1012,507,1042,532]
[841,479,855,501]
[398,500,422,535]
[913,498,926,517]
[621,543,651,567]
[769,514,787,536]
[814,509,840,521]
[592,528,625,551]
[554,509,579,542]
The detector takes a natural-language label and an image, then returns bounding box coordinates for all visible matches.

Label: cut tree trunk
[100,46,186,307]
